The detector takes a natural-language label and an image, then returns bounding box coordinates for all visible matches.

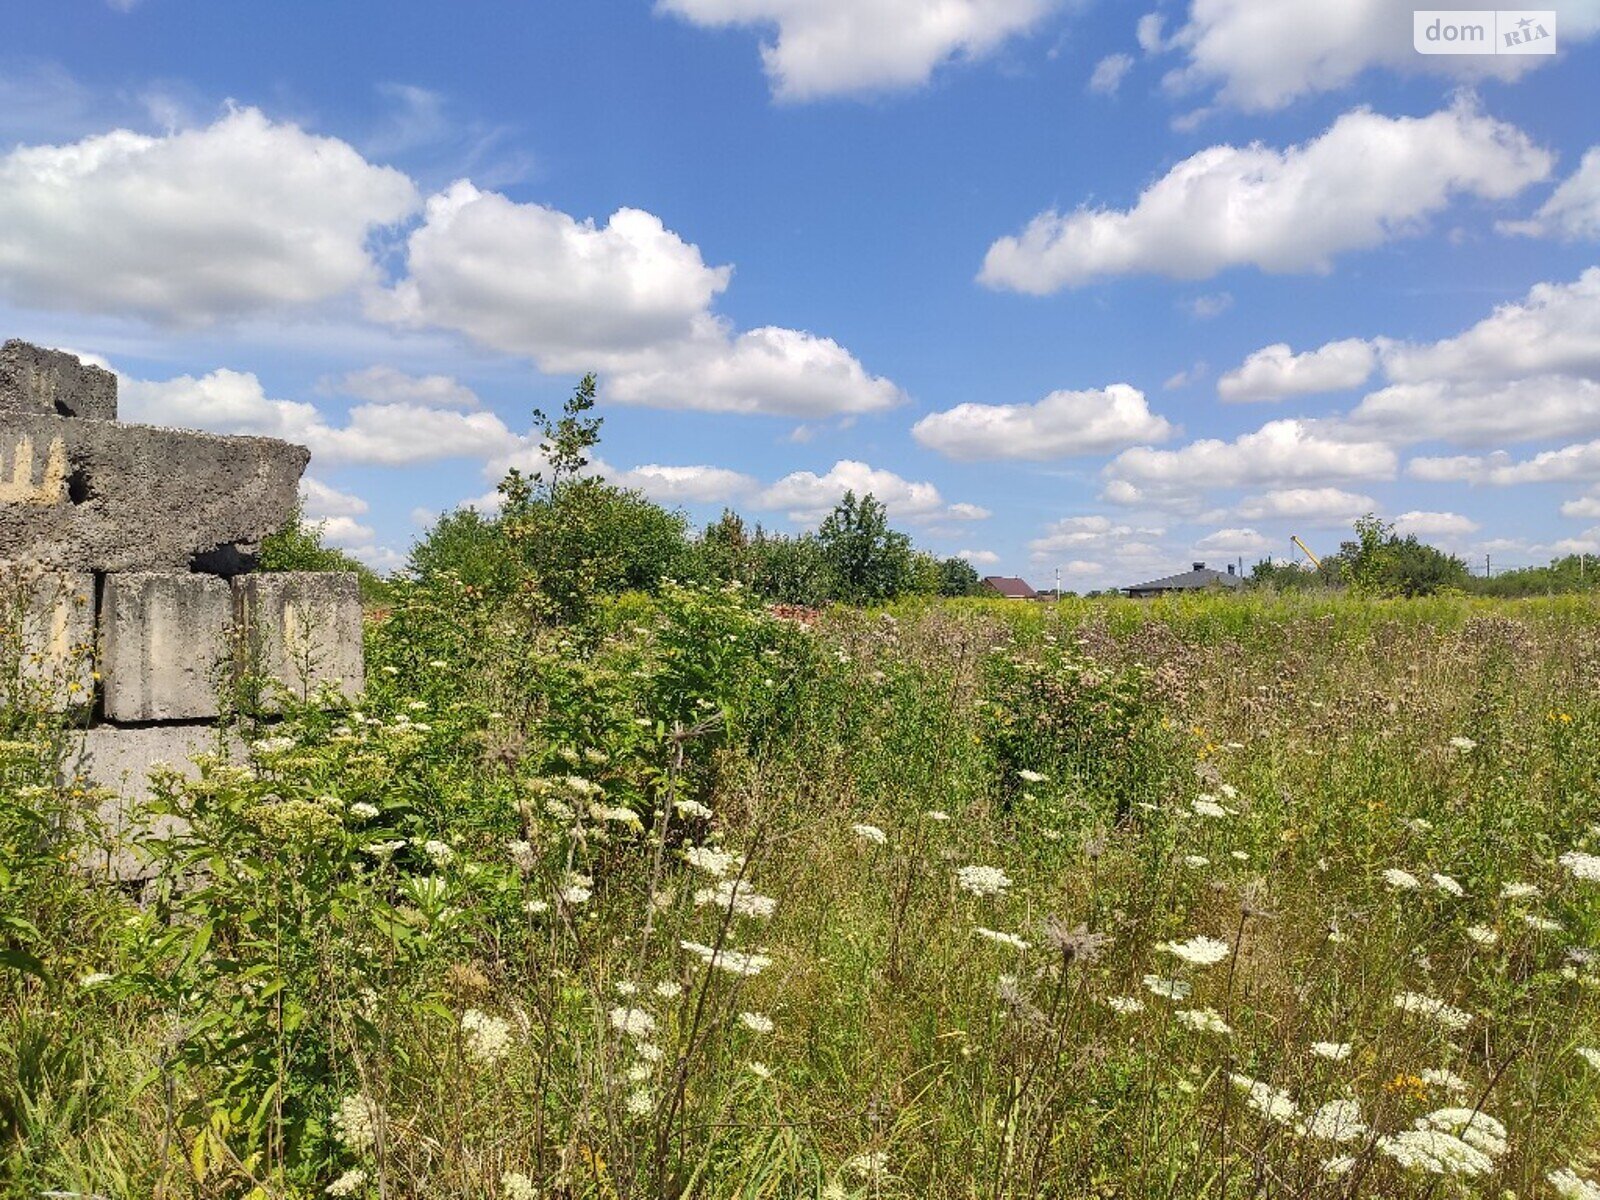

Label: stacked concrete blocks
[1,340,366,876]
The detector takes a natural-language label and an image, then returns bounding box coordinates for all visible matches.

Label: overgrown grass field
[6,587,1600,1198]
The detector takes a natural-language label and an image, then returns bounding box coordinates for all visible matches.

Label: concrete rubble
[1,341,365,878]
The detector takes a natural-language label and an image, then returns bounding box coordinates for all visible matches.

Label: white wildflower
[1431,873,1465,897]
[1176,1007,1231,1035]
[423,839,454,867]
[626,1088,654,1117]
[332,1093,378,1153]
[674,799,714,820]
[1500,881,1541,900]
[1183,855,1210,868]
[845,1151,889,1181]
[851,823,887,845]
[1449,736,1477,751]
[502,1174,537,1200]
[1466,924,1498,947]
[524,899,550,915]
[974,927,1030,952]
[1417,1107,1507,1157]
[1577,1047,1600,1070]
[1391,993,1473,1032]
[1549,1169,1600,1199]
[1142,974,1192,1001]
[1420,1068,1470,1094]
[635,1042,664,1063]
[746,1061,772,1079]
[1384,868,1422,891]
[1158,935,1231,967]
[679,940,772,976]
[955,865,1012,898]
[348,802,379,821]
[78,972,114,988]
[1322,1156,1357,1178]
[610,1007,656,1039]
[461,1009,514,1063]
[924,809,951,822]
[1524,913,1563,932]
[739,1011,775,1034]
[1107,996,1146,1014]
[1230,1075,1297,1122]
[1379,1130,1493,1177]
[1299,1099,1366,1143]
[1017,769,1049,783]
[654,980,683,1000]
[1191,798,1231,818]
[1311,1041,1352,1061]
[326,1168,368,1197]
[1559,851,1600,882]
[695,879,777,919]
[683,846,741,877]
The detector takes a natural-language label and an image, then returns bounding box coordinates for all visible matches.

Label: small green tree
[1340,514,1397,597]
[531,372,602,492]
[816,491,916,604]
[937,555,982,597]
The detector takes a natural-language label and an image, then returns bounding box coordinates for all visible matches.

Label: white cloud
[604,324,903,416]
[1235,486,1376,525]
[377,180,900,417]
[300,477,370,519]
[1393,510,1480,537]
[1562,489,1600,520]
[755,459,984,524]
[0,107,418,324]
[912,383,1174,461]
[377,180,729,366]
[607,464,759,504]
[1218,337,1376,402]
[978,101,1550,292]
[1347,376,1600,446]
[1028,514,1155,557]
[120,368,519,466]
[1181,291,1233,319]
[1136,12,1167,53]
[1089,53,1135,95]
[1379,267,1600,385]
[1408,440,1600,485]
[331,364,480,408]
[1106,418,1398,497]
[1501,148,1600,242]
[1193,527,1268,554]
[1160,0,1598,112]
[655,0,1056,100]
[958,548,1000,565]
[313,514,378,547]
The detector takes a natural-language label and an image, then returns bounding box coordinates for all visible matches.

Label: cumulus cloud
[1235,486,1376,525]
[958,548,1000,565]
[1089,53,1135,95]
[1562,488,1600,520]
[604,324,904,416]
[1219,338,1376,402]
[120,369,518,466]
[300,477,371,519]
[1393,510,1480,537]
[607,464,759,504]
[755,459,986,525]
[0,107,418,324]
[331,364,480,409]
[376,180,730,365]
[1379,267,1600,385]
[1106,419,1397,501]
[375,180,901,417]
[978,101,1550,292]
[655,0,1056,100]
[1501,148,1600,242]
[912,383,1174,461]
[1193,527,1268,554]
[1181,291,1233,319]
[1347,376,1600,446]
[1408,440,1600,485]
[1159,0,1598,111]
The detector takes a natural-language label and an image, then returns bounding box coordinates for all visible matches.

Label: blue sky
[3,1,1599,586]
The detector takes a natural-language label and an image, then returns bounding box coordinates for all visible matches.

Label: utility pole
[1485,553,1491,578]
[1054,565,1061,605]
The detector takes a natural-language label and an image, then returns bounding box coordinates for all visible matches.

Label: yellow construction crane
[1291,535,1322,569]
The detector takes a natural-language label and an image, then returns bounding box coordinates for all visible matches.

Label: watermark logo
[1415,10,1556,54]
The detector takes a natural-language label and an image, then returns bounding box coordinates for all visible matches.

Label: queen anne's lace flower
[461,1009,514,1063]
[974,927,1030,951]
[956,865,1012,897]
[1311,1041,1351,1061]
[1559,851,1600,882]
[609,1007,656,1039]
[1549,1168,1600,1199]
[1159,935,1231,966]
[1298,1100,1366,1143]
[695,880,777,919]
[1392,992,1472,1031]
[851,823,888,845]
[1230,1075,1296,1122]
[1176,1007,1231,1035]
[1383,869,1421,891]
[1142,974,1192,1001]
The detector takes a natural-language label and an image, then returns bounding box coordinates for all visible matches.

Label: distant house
[1125,561,1244,599]
[982,575,1038,600]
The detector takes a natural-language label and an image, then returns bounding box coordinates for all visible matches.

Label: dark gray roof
[1125,567,1243,593]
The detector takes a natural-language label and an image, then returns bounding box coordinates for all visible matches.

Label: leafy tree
[258,504,389,603]
[1326,514,1469,598]
[1340,514,1397,597]
[816,491,917,604]
[530,372,602,491]
[937,556,982,597]
[407,506,521,598]
[697,510,758,585]
[750,533,835,606]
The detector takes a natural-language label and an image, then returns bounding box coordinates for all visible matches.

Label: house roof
[1125,567,1243,593]
[982,575,1038,599]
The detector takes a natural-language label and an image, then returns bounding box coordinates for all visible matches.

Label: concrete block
[61,723,236,880]
[0,562,95,711]
[101,573,232,721]
[0,411,307,573]
[235,571,364,706]
[0,340,117,420]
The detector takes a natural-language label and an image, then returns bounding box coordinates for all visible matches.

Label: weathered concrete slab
[101,573,232,721]
[0,562,95,711]
[0,411,307,572]
[0,340,117,420]
[235,571,364,707]
[61,723,236,880]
